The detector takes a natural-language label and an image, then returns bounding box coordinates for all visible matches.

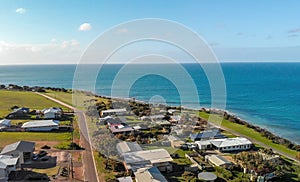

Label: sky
[1,0,300,64]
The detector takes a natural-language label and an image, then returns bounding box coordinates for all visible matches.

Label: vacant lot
[0,90,72,149]
[0,132,72,149]
[0,90,68,117]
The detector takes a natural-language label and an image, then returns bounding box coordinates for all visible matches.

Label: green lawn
[44,90,73,106]
[44,90,111,110]
[199,112,299,158]
[0,132,72,149]
[33,166,60,176]
[0,90,68,118]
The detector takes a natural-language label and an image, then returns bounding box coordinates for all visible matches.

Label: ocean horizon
[0,62,299,144]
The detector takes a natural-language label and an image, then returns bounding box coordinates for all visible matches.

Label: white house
[100,108,127,117]
[210,137,252,152]
[134,167,168,182]
[42,107,63,119]
[195,140,212,150]
[123,149,173,172]
[21,120,59,131]
[0,120,11,130]
[0,141,35,164]
[0,155,19,182]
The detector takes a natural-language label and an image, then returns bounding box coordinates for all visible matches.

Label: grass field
[44,90,110,110]
[198,112,299,158]
[0,90,68,117]
[0,90,73,150]
[0,132,72,149]
[33,166,60,176]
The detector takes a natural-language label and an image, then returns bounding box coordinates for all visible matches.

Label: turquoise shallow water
[0,63,299,144]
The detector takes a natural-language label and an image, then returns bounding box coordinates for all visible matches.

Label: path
[36,92,99,182]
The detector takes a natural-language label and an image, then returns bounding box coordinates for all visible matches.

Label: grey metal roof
[0,155,19,167]
[21,120,59,128]
[116,141,143,154]
[205,155,231,167]
[117,176,133,182]
[0,119,11,126]
[189,129,226,141]
[210,137,252,148]
[124,148,172,165]
[101,108,126,113]
[134,167,168,182]
[0,141,35,155]
[109,125,133,133]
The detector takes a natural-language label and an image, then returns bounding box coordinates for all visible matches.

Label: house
[123,149,173,172]
[205,155,232,168]
[0,155,19,182]
[150,115,165,121]
[42,107,63,119]
[189,129,226,141]
[168,135,185,148]
[169,115,181,123]
[167,109,180,115]
[21,120,59,131]
[99,115,113,122]
[100,108,127,117]
[117,176,133,182]
[134,167,168,182]
[116,141,143,155]
[14,107,30,113]
[155,120,172,127]
[105,118,124,126]
[0,141,35,164]
[109,125,134,134]
[0,120,11,130]
[195,140,212,150]
[210,137,252,152]
[6,108,28,119]
[140,116,151,121]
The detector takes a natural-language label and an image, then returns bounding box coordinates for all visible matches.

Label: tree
[181,171,196,181]
[0,84,6,89]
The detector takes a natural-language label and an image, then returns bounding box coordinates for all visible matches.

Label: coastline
[1,84,300,162]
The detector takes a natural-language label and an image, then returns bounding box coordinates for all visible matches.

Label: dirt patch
[34,141,60,149]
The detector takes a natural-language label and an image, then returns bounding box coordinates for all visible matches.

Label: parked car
[32,154,38,161]
[38,150,48,157]
[186,143,198,150]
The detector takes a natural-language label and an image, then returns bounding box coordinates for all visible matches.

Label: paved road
[36,92,99,182]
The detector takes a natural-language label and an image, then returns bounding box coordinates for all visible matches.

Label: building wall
[218,144,251,152]
[0,169,6,179]
[25,126,58,131]
[153,162,172,172]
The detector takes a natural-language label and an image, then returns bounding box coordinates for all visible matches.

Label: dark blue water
[0,63,299,144]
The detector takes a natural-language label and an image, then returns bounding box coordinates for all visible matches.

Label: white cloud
[78,23,92,31]
[15,8,27,14]
[0,40,81,65]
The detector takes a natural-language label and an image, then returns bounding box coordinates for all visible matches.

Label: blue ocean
[0,63,299,144]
